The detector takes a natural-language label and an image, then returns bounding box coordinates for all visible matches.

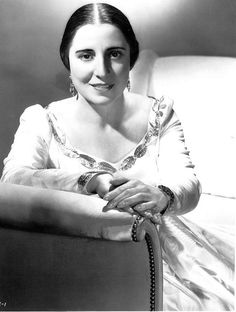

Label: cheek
[69,58,92,83]
[113,61,130,79]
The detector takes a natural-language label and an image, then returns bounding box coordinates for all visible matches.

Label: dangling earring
[127,78,131,92]
[69,75,79,100]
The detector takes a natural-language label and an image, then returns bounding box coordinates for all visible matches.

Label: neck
[76,93,129,129]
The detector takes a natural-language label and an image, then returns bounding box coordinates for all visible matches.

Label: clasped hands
[92,173,168,224]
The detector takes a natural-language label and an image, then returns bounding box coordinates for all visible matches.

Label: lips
[90,83,114,91]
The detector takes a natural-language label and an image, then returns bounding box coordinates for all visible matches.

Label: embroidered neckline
[46,96,166,173]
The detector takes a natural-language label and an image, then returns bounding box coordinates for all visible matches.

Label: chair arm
[0,182,135,241]
[0,183,163,311]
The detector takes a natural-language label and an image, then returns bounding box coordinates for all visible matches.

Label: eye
[109,50,122,59]
[77,53,94,61]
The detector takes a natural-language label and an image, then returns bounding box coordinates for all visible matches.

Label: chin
[85,95,112,106]
[87,92,122,106]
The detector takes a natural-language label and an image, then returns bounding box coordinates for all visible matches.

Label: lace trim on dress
[46,96,167,173]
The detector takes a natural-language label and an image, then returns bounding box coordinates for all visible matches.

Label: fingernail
[127,207,134,214]
[103,195,109,201]
[102,203,114,212]
[102,204,109,212]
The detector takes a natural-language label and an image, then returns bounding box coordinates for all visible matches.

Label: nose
[94,55,110,78]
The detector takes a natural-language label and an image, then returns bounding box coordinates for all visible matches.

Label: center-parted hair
[60,3,139,71]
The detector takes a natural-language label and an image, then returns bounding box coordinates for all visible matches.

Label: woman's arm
[157,105,201,215]
[2,167,86,192]
[1,105,89,193]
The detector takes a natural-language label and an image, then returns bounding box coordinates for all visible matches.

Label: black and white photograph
[0,0,235,310]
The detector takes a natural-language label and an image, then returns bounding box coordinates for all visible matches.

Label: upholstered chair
[0,182,163,311]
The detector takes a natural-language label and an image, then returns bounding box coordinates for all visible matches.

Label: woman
[1,3,234,310]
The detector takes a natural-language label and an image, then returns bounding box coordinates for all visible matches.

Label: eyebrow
[107,47,127,51]
[75,49,94,54]
[75,47,127,54]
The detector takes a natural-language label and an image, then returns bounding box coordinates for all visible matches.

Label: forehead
[71,23,129,49]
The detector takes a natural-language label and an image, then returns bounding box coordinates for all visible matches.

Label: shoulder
[21,103,45,115]
[155,96,182,133]
[19,98,70,131]
[156,95,174,121]
[14,104,51,139]
[127,92,154,116]
[21,97,75,116]
[47,97,75,116]
[20,104,47,123]
[128,92,174,111]
[128,92,175,122]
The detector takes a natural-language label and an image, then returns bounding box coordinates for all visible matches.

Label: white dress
[1,96,234,311]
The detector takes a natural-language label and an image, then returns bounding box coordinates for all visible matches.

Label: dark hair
[60,3,139,71]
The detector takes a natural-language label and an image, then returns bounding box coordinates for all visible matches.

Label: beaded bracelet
[158,185,175,215]
[78,171,113,194]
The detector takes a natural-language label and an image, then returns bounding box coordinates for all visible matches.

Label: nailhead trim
[132,217,158,311]
[131,215,143,242]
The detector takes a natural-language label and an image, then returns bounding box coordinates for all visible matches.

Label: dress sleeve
[157,98,201,215]
[1,105,83,193]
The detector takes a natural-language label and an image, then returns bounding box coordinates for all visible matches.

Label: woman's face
[69,23,130,105]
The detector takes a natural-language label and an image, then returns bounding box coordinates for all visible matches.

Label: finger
[132,208,153,220]
[132,203,163,224]
[105,184,149,210]
[141,210,153,219]
[133,202,157,213]
[133,209,162,224]
[150,213,162,225]
[103,203,135,214]
[103,187,139,211]
[103,180,138,201]
[110,176,129,186]
[116,193,150,209]
[122,206,135,214]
